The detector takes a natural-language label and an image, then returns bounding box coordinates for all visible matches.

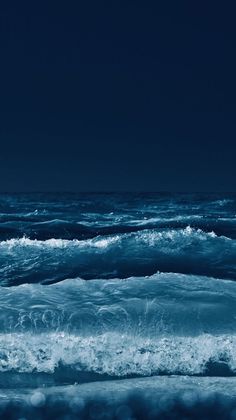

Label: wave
[0,272,236,336]
[0,378,236,420]
[1,377,236,419]
[0,331,236,381]
[1,215,236,240]
[0,274,235,387]
[0,227,235,285]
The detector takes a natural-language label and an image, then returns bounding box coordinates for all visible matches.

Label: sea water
[0,192,236,418]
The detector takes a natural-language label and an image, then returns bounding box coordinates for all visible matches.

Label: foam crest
[0,226,227,248]
[0,235,119,249]
[0,227,235,285]
[0,332,236,377]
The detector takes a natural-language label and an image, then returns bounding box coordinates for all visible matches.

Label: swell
[0,216,236,240]
[0,274,236,386]
[1,378,236,419]
[1,273,236,336]
[0,227,235,285]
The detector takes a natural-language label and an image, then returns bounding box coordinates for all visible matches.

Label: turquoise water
[0,192,236,418]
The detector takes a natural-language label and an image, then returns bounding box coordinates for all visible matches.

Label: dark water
[1,192,236,419]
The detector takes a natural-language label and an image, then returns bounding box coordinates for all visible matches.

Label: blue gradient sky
[0,1,235,191]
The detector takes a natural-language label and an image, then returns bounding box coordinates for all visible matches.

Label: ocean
[0,192,236,419]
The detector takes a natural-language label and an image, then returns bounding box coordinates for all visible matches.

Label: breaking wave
[0,332,236,382]
[0,227,235,285]
[0,272,235,387]
[1,193,236,417]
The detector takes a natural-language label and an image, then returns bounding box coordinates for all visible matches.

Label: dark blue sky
[0,1,235,191]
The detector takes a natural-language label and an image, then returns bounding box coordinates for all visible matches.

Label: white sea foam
[0,235,119,249]
[0,332,236,376]
[0,227,234,286]
[0,226,228,249]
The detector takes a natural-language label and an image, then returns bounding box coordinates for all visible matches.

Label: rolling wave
[0,332,236,381]
[0,193,236,417]
[0,273,235,387]
[0,227,235,285]
[0,215,236,240]
[0,272,236,335]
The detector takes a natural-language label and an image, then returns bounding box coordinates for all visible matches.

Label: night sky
[0,1,235,192]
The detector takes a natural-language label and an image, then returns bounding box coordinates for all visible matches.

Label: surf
[0,227,235,285]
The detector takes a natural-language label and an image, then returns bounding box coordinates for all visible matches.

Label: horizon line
[0,191,235,194]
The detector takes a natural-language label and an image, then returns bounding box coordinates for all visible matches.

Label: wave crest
[0,332,236,378]
[0,227,235,285]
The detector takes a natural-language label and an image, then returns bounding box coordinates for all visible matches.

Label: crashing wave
[0,332,236,379]
[0,227,235,285]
